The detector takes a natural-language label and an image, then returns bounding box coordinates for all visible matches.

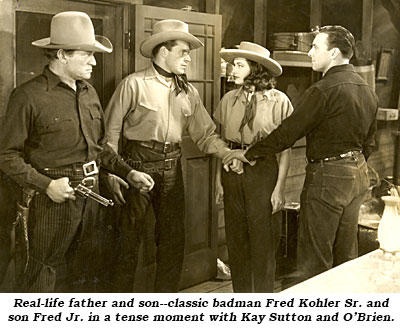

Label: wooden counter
[283,249,400,293]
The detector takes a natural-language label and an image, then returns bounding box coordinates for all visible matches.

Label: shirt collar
[43,66,62,90]
[144,62,173,88]
[43,66,89,92]
[324,64,354,77]
[232,86,277,106]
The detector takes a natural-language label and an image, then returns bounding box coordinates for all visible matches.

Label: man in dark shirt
[224,25,378,280]
[0,11,152,292]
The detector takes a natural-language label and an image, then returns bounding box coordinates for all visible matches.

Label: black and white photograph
[0,0,400,330]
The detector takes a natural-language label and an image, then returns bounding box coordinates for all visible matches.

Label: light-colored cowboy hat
[32,11,113,53]
[140,19,203,58]
[220,41,282,77]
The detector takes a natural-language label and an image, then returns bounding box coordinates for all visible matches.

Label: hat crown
[50,11,95,45]
[238,42,271,58]
[152,19,190,35]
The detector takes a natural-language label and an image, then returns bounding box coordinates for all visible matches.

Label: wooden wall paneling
[0,0,14,118]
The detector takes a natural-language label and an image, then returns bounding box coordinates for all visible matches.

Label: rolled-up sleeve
[186,87,229,158]
[104,77,137,153]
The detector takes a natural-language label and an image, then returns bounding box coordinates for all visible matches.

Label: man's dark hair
[317,25,355,59]
[44,49,76,61]
[243,60,276,92]
[152,40,179,57]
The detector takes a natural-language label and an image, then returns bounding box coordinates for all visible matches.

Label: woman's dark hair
[243,59,276,91]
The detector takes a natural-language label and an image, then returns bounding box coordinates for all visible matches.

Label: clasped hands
[222,149,255,174]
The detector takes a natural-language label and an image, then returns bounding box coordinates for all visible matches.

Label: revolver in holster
[13,187,36,285]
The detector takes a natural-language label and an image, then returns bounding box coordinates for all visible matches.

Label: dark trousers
[113,145,185,293]
[297,154,369,280]
[21,183,100,292]
[222,156,280,292]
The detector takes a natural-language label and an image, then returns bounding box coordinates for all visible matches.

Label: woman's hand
[271,185,285,213]
[215,181,224,205]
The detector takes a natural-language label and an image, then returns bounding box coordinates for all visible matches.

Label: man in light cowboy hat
[224,25,378,281]
[105,19,232,292]
[0,11,152,292]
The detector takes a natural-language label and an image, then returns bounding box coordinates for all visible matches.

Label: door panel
[132,5,222,290]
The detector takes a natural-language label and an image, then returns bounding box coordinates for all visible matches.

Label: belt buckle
[164,158,173,170]
[81,176,96,189]
[163,142,172,153]
[82,161,98,176]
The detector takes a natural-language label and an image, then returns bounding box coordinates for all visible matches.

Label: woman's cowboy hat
[32,11,113,53]
[140,19,203,58]
[220,41,282,77]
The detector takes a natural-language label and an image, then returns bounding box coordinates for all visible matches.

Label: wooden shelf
[272,51,312,68]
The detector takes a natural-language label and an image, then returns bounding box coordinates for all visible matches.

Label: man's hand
[215,182,224,204]
[223,150,255,170]
[45,177,75,203]
[271,185,285,214]
[105,174,129,205]
[126,169,155,194]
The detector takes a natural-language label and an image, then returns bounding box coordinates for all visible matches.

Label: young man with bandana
[105,19,231,292]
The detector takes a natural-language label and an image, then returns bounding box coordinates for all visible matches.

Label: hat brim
[32,35,113,53]
[220,49,282,77]
[140,31,204,58]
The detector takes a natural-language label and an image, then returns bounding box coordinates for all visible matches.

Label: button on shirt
[245,64,379,161]
[214,87,294,145]
[105,63,227,155]
[0,66,132,191]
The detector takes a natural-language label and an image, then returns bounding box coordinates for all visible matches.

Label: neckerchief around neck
[239,87,257,134]
[153,62,189,96]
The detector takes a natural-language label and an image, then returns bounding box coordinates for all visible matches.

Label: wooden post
[362,0,373,61]
[205,0,220,14]
[310,0,322,30]
[254,0,268,46]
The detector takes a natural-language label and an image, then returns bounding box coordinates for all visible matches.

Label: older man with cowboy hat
[0,11,151,292]
[105,19,232,292]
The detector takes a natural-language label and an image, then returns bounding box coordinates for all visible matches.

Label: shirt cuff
[245,147,257,161]
[114,162,134,180]
[33,172,53,192]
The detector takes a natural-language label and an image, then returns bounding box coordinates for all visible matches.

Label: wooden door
[131,5,222,290]
[2,0,128,108]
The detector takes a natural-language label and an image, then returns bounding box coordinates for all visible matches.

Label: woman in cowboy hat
[214,41,293,292]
